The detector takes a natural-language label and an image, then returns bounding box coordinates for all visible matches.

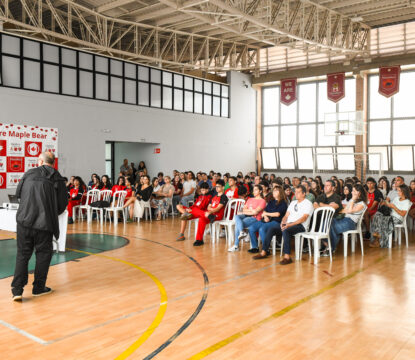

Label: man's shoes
[32,287,53,297]
[253,253,268,260]
[248,248,259,253]
[67,217,74,224]
[12,290,23,301]
[228,245,239,252]
[180,212,192,221]
[176,233,186,241]
[207,214,216,223]
[279,258,293,265]
[193,240,204,246]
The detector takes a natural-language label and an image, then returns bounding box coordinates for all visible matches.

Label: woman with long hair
[124,175,153,220]
[153,176,175,220]
[67,176,85,224]
[101,175,112,190]
[250,186,288,259]
[342,184,353,207]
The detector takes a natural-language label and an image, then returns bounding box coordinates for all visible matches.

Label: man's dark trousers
[11,224,53,295]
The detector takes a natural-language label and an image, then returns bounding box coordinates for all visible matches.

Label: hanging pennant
[379,66,400,98]
[327,72,345,103]
[280,78,297,106]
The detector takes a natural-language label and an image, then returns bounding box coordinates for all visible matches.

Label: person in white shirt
[279,185,314,265]
[180,171,197,207]
[386,176,404,202]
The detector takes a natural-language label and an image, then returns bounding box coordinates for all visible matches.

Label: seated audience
[67,176,85,224]
[193,180,228,247]
[378,177,390,199]
[66,176,75,192]
[101,175,112,190]
[228,185,266,252]
[314,180,342,218]
[172,174,183,212]
[342,184,353,207]
[124,175,153,220]
[386,176,404,202]
[153,176,175,220]
[364,177,384,239]
[88,173,98,187]
[250,186,288,259]
[111,176,126,195]
[279,185,314,265]
[137,161,147,175]
[409,180,415,221]
[225,176,239,199]
[370,184,411,248]
[311,180,321,196]
[329,184,367,253]
[283,184,294,202]
[157,172,165,186]
[120,159,133,176]
[180,172,197,207]
[91,175,101,189]
[176,182,212,241]
[293,180,315,203]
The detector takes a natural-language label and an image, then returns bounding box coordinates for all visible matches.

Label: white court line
[0,319,48,345]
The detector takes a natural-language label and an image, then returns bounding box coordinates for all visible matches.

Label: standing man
[11,152,68,301]
[120,158,133,176]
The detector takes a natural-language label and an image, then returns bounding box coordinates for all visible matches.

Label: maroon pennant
[280,78,297,106]
[379,66,400,98]
[327,72,345,103]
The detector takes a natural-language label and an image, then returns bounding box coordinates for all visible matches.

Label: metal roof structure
[0,1,414,79]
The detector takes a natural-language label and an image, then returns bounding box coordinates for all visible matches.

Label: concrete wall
[0,71,256,203]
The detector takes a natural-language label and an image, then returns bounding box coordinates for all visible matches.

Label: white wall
[0,71,256,203]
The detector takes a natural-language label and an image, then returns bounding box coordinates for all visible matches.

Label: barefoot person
[11,152,68,301]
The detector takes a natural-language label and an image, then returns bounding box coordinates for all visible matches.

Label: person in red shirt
[176,182,212,241]
[67,176,85,224]
[193,179,228,246]
[225,176,239,200]
[364,177,384,238]
[101,175,112,190]
[90,175,101,190]
[111,176,126,195]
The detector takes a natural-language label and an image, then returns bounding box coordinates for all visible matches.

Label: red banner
[0,173,6,189]
[7,157,25,172]
[280,78,297,106]
[327,72,345,103]
[379,66,400,98]
[25,141,42,157]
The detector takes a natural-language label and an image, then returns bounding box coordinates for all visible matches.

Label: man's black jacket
[16,165,68,239]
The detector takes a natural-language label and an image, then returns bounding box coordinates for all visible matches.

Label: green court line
[0,234,129,279]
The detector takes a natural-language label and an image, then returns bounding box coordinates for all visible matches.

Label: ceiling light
[351,16,363,22]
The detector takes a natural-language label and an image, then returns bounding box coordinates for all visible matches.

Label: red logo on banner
[0,140,6,156]
[327,72,345,103]
[0,173,6,189]
[25,141,42,157]
[7,157,24,172]
[379,66,400,98]
[280,78,297,106]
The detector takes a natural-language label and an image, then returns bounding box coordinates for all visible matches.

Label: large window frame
[0,32,229,118]
[368,71,415,174]
[261,78,356,171]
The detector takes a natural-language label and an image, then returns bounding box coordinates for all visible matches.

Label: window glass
[151,69,161,83]
[62,67,77,95]
[110,77,123,102]
[138,66,149,81]
[280,101,297,124]
[369,121,390,145]
[221,98,229,117]
[23,40,40,59]
[138,82,149,105]
[369,75,391,119]
[279,148,295,169]
[393,120,415,144]
[194,93,203,113]
[263,87,279,125]
[163,72,172,86]
[43,44,59,63]
[150,84,161,107]
[204,94,212,115]
[124,79,136,104]
[337,147,355,170]
[297,148,313,169]
[204,81,212,94]
[280,125,297,147]
[44,64,59,93]
[23,60,40,90]
[338,78,355,112]
[316,147,334,170]
[110,59,123,76]
[174,89,183,111]
[213,83,221,96]
[95,56,108,73]
[184,91,193,112]
[213,97,220,116]
[318,124,335,146]
[184,76,193,90]
[174,74,183,88]
[2,35,20,55]
[263,126,278,147]
[368,146,388,171]
[124,63,136,79]
[163,86,172,109]
[393,72,415,118]
[261,149,277,169]
[62,48,76,67]
[222,85,229,97]
[79,71,93,98]
[79,52,93,70]
[318,81,336,122]
[96,74,108,100]
[299,83,316,123]
[195,79,203,92]
[298,124,316,146]
[2,56,20,87]
[392,146,413,171]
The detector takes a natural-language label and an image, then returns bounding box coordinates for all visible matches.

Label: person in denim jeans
[279,185,314,265]
[228,185,266,252]
[251,186,288,259]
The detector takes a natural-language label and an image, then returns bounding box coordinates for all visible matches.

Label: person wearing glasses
[279,185,314,265]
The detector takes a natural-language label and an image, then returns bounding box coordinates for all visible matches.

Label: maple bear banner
[0,123,58,189]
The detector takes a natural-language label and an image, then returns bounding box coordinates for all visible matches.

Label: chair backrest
[222,199,246,221]
[86,189,100,204]
[355,208,366,231]
[309,207,335,235]
[113,191,127,208]
[100,190,112,202]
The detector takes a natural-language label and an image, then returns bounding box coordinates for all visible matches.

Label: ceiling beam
[96,0,136,13]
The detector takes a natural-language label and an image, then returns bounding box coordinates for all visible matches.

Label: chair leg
[344,234,348,257]
[272,236,276,256]
[388,232,392,248]
[405,226,409,247]
[313,238,319,264]
[280,238,284,257]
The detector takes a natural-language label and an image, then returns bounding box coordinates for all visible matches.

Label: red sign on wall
[379,66,400,98]
[0,140,6,156]
[327,72,345,103]
[0,173,6,189]
[280,78,297,106]
[154,148,160,154]
[25,141,42,157]
[7,157,25,172]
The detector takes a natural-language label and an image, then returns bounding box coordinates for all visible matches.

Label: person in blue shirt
[250,186,288,259]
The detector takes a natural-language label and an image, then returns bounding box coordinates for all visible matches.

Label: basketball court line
[0,319,48,345]
[186,255,387,360]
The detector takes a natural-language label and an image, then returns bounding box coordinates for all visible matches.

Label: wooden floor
[1,217,415,360]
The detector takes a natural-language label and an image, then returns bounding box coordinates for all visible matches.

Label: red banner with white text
[0,123,58,189]
[379,66,400,98]
[327,72,345,103]
[280,78,297,106]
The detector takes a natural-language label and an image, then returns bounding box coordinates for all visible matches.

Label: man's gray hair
[40,151,55,165]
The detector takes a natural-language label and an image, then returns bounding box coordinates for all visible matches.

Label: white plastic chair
[90,190,112,224]
[388,204,411,248]
[72,191,89,221]
[142,200,152,221]
[294,207,335,264]
[105,191,127,225]
[75,189,100,223]
[213,199,245,245]
[342,209,366,257]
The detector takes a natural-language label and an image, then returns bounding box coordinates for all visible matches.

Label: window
[261,149,277,169]
[263,87,279,125]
